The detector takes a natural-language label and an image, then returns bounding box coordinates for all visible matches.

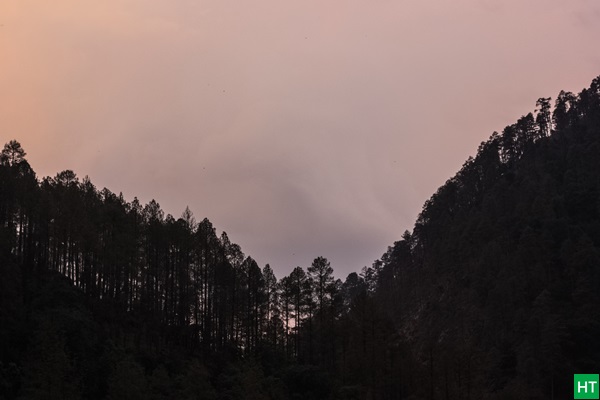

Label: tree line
[0,142,383,398]
[0,145,350,358]
[1,75,600,398]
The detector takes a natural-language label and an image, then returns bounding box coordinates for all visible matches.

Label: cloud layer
[2,0,600,277]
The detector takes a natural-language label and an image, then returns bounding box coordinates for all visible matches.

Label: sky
[1,0,600,279]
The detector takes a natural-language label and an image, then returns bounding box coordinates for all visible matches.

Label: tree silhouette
[1,74,600,399]
[0,140,26,166]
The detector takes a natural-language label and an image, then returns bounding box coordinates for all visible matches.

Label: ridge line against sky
[1,0,600,278]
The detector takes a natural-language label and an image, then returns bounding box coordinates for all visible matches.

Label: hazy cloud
[1,0,599,278]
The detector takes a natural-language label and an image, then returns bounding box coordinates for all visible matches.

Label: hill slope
[368,77,600,398]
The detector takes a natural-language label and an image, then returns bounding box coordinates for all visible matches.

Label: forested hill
[1,75,600,399]
[365,76,600,398]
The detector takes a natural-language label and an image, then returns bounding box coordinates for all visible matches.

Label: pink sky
[1,0,600,278]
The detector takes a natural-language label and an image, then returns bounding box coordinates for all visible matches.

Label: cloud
[1,0,600,278]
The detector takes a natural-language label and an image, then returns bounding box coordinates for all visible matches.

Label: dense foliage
[1,76,600,399]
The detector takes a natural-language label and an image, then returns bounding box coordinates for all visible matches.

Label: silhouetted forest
[1,76,600,399]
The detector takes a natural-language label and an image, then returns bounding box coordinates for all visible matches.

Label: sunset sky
[1,0,600,278]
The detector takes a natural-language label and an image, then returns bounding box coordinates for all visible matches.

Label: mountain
[1,76,599,399]
[366,77,600,398]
